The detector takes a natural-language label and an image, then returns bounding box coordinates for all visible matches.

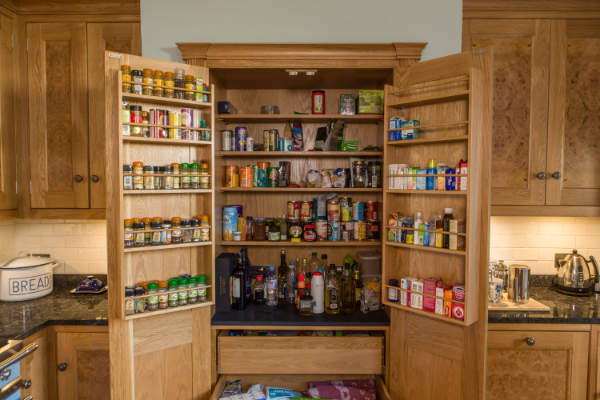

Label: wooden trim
[212,325,389,331]
[463,0,600,19]
[10,0,139,15]
[25,208,106,219]
[491,205,600,217]
[19,14,139,22]
[488,323,592,332]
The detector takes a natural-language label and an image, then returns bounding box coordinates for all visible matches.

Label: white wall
[141,0,462,62]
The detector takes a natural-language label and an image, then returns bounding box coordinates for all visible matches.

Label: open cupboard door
[104,52,216,399]
[383,50,492,399]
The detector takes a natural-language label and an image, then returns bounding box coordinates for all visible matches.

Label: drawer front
[218,336,384,375]
[0,361,20,389]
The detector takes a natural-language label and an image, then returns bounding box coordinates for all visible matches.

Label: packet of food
[265,387,302,400]
[222,380,242,396]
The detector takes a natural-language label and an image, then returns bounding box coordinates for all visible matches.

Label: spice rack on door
[106,53,216,321]
[381,74,482,326]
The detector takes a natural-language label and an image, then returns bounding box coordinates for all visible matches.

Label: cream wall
[140,0,462,62]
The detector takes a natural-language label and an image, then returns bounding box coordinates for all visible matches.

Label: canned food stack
[387,278,465,321]
[225,161,291,188]
[388,159,467,191]
[121,65,209,102]
[387,117,420,141]
[123,160,210,190]
[123,215,211,248]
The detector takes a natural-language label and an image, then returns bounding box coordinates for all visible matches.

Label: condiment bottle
[152,70,164,97]
[197,275,207,302]
[199,161,210,189]
[133,218,145,247]
[121,65,131,93]
[133,161,144,190]
[178,278,188,305]
[200,215,210,241]
[123,164,133,190]
[191,218,201,242]
[184,74,195,100]
[442,208,454,249]
[168,279,179,307]
[164,72,175,98]
[124,219,134,248]
[143,165,154,190]
[146,281,159,311]
[151,217,162,245]
[124,286,135,315]
[143,217,152,246]
[190,163,200,189]
[131,69,143,95]
[180,163,191,189]
[142,68,153,96]
[254,275,265,304]
[311,272,325,314]
[158,281,168,309]
[171,163,181,189]
[171,217,183,243]
[188,276,198,303]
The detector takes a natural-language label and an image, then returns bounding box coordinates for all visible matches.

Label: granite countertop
[488,276,600,324]
[0,275,108,342]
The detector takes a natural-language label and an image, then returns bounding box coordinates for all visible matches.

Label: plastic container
[311,272,325,314]
[357,251,381,277]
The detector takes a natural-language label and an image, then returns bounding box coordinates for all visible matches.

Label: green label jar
[168,279,179,307]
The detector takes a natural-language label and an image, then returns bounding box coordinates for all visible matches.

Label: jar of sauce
[288,219,302,242]
[184,74,195,100]
[124,219,134,248]
[131,69,143,95]
[142,68,153,96]
[168,279,179,307]
[158,281,168,309]
[152,70,164,97]
[303,222,317,242]
[121,65,131,93]
[171,217,183,243]
[164,72,175,98]
[252,218,266,241]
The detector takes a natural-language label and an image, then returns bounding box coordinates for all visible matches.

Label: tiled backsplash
[490,216,600,275]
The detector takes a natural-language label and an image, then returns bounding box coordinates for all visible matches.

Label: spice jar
[133,218,145,247]
[197,275,207,302]
[133,161,144,190]
[121,102,130,136]
[199,161,209,189]
[143,217,152,246]
[164,72,175,98]
[299,295,313,316]
[130,105,143,137]
[188,276,198,303]
[190,162,200,189]
[164,165,174,190]
[161,219,172,245]
[182,219,192,243]
[158,281,168,309]
[195,77,204,102]
[124,219,134,248]
[180,163,191,189]
[121,65,131,93]
[123,164,133,190]
[131,69,143,95]
[153,166,163,190]
[146,281,159,311]
[178,278,188,305]
[171,217,183,243]
[142,111,150,138]
[124,286,135,315]
[174,68,185,99]
[135,286,146,313]
[191,218,201,242]
[152,70,164,97]
[151,217,162,245]
[168,279,179,307]
[171,163,180,189]
[142,68,153,96]
[184,74,195,100]
[200,215,210,241]
[143,165,154,190]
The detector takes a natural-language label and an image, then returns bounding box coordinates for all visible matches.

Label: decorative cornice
[464,0,600,19]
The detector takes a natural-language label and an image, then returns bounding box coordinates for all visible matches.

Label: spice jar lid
[166,165,174,173]
[197,275,207,284]
[153,70,163,77]
[123,164,133,172]
[170,162,180,168]
[131,69,142,76]
[191,218,200,226]
[162,219,171,225]
[200,215,209,223]
[125,287,134,296]
[159,166,166,173]
[172,217,182,223]
[200,162,209,168]
[255,275,263,281]
[184,74,194,80]
[142,217,151,224]
[181,219,191,227]
[130,105,142,111]
[143,68,153,75]
[124,219,133,226]
[174,68,184,77]
[143,165,153,171]
[168,278,178,287]
[152,216,162,223]
[133,161,143,167]
[180,163,190,169]
[158,281,167,289]
[179,277,188,285]
[134,286,145,296]
[164,71,174,78]
[121,65,131,72]
[190,163,199,169]
[147,281,158,290]
[188,276,197,284]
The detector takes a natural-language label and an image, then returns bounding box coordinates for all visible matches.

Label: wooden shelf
[221,187,382,193]
[124,241,212,253]
[218,113,383,123]
[124,301,213,320]
[385,121,468,132]
[123,122,211,131]
[123,189,212,195]
[385,189,467,195]
[219,240,382,247]
[122,136,211,146]
[388,90,469,108]
[386,226,467,237]
[123,93,211,108]
[388,136,469,146]
[217,151,383,158]
[385,241,465,255]
[130,286,212,300]
[382,300,467,326]
[383,285,465,305]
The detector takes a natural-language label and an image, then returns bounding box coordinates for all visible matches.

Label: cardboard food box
[358,90,384,114]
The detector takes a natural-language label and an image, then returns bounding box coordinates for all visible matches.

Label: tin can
[327,199,340,222]
[340,197,352,221]
[354,221,366,240]
[240,166,253,188]
[267,166,279,187]
[341,221,354,241]
[313,197,327,220]
[181,108,193,127]
[224,166,239,188]
[257,161,270,170]
[300,201,312,222]
[327,221,340,241]
[234,127,247,152]
[315,219,328,241]
[366,201,378,221]
[278,161,291,187]
[352,201,365,221]
[246,137,254,152]
[366,220,380,241]
[253,166,267,187]
[269,129,279,151]
[287,201,300,220]
[263,130,271,151]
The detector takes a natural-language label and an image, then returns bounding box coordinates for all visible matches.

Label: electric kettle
[553,250,599,296]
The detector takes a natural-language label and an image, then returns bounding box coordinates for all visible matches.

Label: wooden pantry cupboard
[105,43,492,399]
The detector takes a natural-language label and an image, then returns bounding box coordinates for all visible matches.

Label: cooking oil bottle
[325,264,340,315]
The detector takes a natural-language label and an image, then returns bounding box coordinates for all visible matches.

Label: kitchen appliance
[554,250,599,296]
[508,265,530,303]
[0,253,59,302]
[0,339,38,400]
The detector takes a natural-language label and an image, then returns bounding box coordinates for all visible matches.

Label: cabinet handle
[551,171,561,180]
[525,337,536,346]
[22,379,31,389]
[535,172,546,180]
[91,175,100,183]
[57,362,68,371]
[74,175,84,183]
[0,368,11,380]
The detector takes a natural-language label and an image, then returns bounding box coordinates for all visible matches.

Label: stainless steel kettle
[554,250,599,295]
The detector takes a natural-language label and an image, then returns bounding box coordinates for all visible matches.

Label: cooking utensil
[508,265,530,303]
[554,249,599,296]
[0,252,59,302]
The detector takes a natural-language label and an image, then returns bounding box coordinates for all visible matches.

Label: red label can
[315,219,328,241]
[366,201,378,221]
[287,201,300,220]
[327,199,340,222]
[300,201,312,222]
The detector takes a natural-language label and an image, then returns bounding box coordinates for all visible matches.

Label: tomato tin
[366,201,378,221]
[341,221,353,241]
[240,166,253,188]
[327,199,340,222]
[234,126,247,151]
[352,201,365,221]
[300,201,312,222]
[287,201,300,220]
[327,221,340,241]
[315,219,328,241]
[354,221,366,240]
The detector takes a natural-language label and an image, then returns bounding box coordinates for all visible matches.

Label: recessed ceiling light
[288,71,298,76]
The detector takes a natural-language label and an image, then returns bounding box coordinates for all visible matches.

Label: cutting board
[488,297,550,312]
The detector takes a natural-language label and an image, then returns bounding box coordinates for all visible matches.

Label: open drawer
[217,334,384,375]
[210,374,391,400]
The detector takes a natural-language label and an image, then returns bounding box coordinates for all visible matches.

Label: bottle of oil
[325,264,340,315]
[341,263,355,314]
[278,249,288,303]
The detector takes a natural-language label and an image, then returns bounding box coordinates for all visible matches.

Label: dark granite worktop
[488,276,600,324]
[0,275,108,341]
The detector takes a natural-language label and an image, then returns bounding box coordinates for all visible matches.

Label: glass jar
[299,295,313,316]
[151,218,162,245]
[124,286,135,315]
[164,72,175,98]
[190,163,200,189]
[142,68,153,96]
[197,275,207,302]
[252,218,266,241]
[121,65,131,93]
[164,165,174,189]
[123,164,133,190]
[130,105,143,137]
[168,279,179,307]
[133,219,145,247]
[152,70,164,97]
[131,69,143,95]
[133,161,144,190]
[180,163,191,189]
[135,286,146,313]
[200,215,210,242]
[188,276,198,303]
[199,161,209,189]
[161,219,172,245]
[195,77,204,102]
[191,218,201,242]
[146,281,159,311]
[153,166,162,190]
[182,219,192,243]
[121,102,130,136]
[143,217,152,246]
[184,74,195,100]
[158,281,168,309]
[178,278,188,306]
[352,160,367,188]
[171,163,180,189]
[171,217,183,243]
[174,68,185,99]
[124,219,134,248]
[143,166,154,190]
[142,111,150,138]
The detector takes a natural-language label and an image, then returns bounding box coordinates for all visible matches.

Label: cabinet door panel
[546,20,600,206]
[487,330,589,400]
[0,11,16,210]
[27,23,89,208]
[87,23,140,209]
[464,19,550,205]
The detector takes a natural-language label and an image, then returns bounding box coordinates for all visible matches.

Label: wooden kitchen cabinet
[487,327,589,400]
[21,330,49,400]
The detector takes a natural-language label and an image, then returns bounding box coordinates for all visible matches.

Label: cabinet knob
[525,337,536,346]
[22,379,32,389]
[551,171,561,180]
[74,175,84,183]
[0,368,11,380]
[535,172,546,180]
[57,362,68,371]
[91,175,100,183]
